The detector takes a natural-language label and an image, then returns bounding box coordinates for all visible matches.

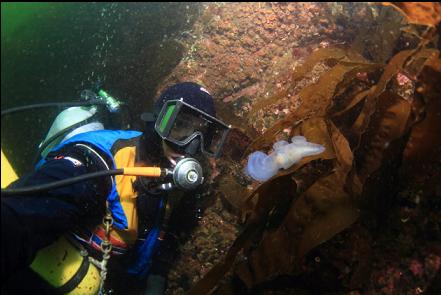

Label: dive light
[98,89,121,113]
[79,89,122,113]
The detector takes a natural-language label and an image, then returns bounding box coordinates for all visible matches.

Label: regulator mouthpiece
[172,158,204,190]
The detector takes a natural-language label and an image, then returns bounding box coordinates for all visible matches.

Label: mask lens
[155,100,230,157]
[158,103,176,134]
[203,125,226,155]
[169,106,209,141]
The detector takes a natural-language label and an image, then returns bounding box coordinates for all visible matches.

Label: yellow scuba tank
[30,236,101,295]
[1,149,101,295]
[1,89,128,294]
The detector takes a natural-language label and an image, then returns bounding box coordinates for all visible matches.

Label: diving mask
[154,99,230,158]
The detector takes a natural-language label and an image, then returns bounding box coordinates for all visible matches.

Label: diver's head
[151,82,230,163]
[154,82,216,119]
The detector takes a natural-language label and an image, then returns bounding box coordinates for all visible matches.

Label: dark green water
[1,2,202,174]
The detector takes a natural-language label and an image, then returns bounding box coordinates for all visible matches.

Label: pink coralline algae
[356,71,369,82]
[424,254,441,277]
[409,259,424,278]
[396,72,412,86]
[376,266,403,295]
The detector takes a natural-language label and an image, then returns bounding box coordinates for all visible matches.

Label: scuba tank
[1,89,124,295]
[1,150,102,295]
[37,89,124,160]
[39,106,102,158]
[1,88,207,294]
[30,237,101,295]
[1,156,205,295]
[33,89,123,294]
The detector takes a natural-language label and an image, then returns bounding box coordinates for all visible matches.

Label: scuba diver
[1,82,230,294]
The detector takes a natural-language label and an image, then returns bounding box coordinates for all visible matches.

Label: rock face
[158,3,343,132]
[161,3,322,95]
[156,2,439,132]
[158,2,441,295]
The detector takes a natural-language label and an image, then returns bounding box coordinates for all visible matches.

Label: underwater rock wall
[159,2,441,295]
[156,2,434,134]
[158,3,339,131]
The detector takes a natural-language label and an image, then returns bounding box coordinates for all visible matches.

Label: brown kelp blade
[187,9,439,291]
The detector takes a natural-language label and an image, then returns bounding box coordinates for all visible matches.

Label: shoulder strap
[74,143,114,186]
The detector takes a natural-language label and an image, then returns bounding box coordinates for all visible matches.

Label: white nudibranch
[245,136,325,182]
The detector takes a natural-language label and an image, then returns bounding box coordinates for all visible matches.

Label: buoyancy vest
[38,130,148,252]
[29,129,165,292]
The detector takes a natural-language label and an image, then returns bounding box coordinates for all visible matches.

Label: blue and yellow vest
[38,130,146,251]
[30,130,162,294]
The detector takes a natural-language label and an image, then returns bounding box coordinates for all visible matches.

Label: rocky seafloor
[159,3,441,295]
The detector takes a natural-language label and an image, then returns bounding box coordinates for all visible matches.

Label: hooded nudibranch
[245,136,325,182]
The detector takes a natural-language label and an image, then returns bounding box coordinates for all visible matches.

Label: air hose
[1,100,108,117]
[0,167,164,196]
[1,158,204,195]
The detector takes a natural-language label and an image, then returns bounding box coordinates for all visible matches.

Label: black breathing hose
[1,169,124,196]
[1,100,108,117]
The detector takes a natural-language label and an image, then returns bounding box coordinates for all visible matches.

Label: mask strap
[140,112,157,122]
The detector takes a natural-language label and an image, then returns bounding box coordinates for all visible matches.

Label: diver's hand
[144,274,166,295]
[166,154,185,167]
[162,141,185,166]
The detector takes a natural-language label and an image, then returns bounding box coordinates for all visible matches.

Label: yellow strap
[112,146,139,245]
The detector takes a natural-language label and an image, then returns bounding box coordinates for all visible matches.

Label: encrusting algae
[157,2,441,294]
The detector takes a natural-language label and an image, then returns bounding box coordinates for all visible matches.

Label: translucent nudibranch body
[245,136,325,182]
